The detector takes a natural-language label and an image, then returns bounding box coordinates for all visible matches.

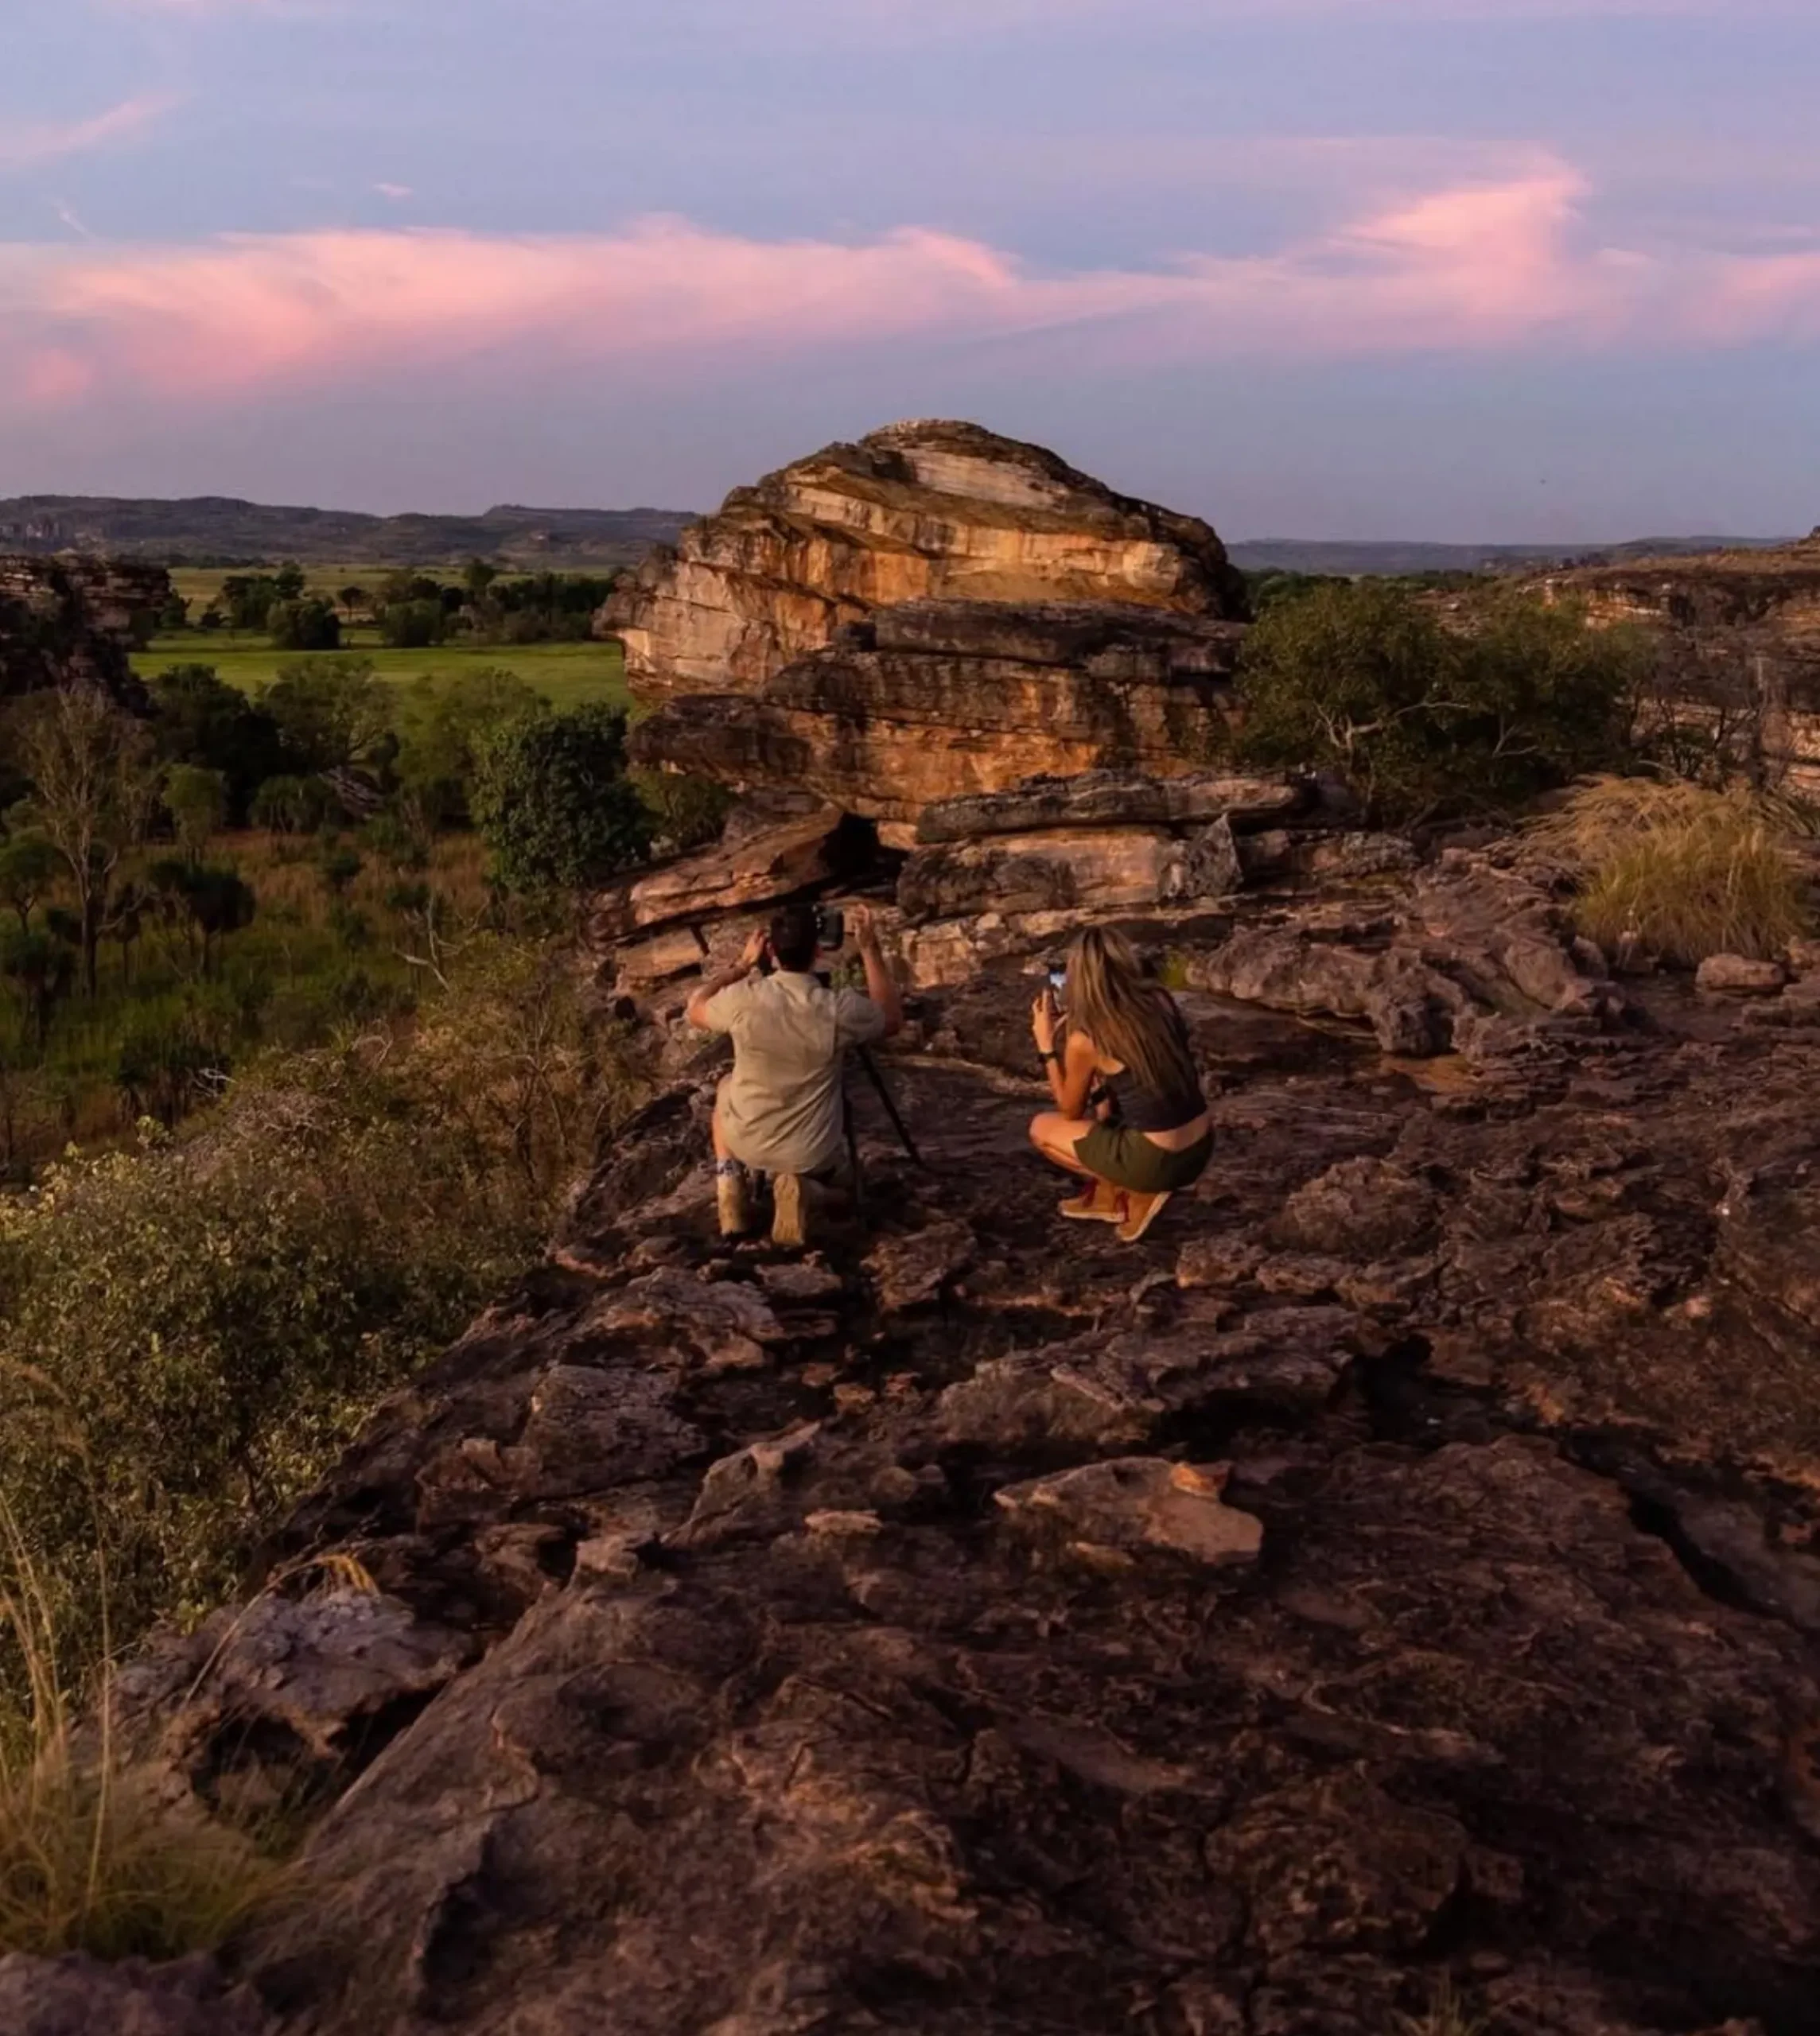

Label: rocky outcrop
[601,420,1248,704]
[628,600,1247,827]
[1186,852,1624,1057]
[914,768,1304,845]
[89,898,1820,2036]
[1534,535,1820,793]
[589,794,873,949]
[0,556,168,709]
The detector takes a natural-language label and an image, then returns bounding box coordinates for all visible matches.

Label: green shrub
[1233,584,1644,822]
[266,598,341,655]
[473,704,651,893]
[249,775,329,836]
[632,767,733,854]
[1526,775,1816,966]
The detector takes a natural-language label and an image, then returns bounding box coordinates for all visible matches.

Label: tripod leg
[846,1095,865,1217]
[854,1047,925,1170]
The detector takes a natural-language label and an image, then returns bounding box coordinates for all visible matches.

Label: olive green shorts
[1073,1124,1213,1195]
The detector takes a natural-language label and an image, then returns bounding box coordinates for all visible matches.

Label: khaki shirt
[704,970,889,1176]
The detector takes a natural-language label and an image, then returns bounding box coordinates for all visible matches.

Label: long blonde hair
[1064,927,1201,1107]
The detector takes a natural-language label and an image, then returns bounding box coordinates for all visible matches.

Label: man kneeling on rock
[687,901,903,1246]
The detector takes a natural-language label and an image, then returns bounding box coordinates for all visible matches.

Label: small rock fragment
[1696,954,1787,997]
[865,1220,977,1313]
[994,1458,1263,1570]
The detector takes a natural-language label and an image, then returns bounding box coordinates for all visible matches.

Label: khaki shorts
[1074,1124,1213,1195]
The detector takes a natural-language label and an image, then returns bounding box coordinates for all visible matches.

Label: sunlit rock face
[0,556,169,709]
[627,600,1248,826]
[600,419,1250,704]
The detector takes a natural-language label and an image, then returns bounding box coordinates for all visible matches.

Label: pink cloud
[0,95,175,169]
[2,163,1818,418]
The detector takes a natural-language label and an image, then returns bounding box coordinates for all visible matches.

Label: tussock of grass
[1526,775,1817,967]
[1397,1979,1487,2036]
[0,1490,288,1961]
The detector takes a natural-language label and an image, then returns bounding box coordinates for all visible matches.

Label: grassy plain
[135,629,630,712]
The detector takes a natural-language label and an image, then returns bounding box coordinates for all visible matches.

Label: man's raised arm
[686,927,770,1030]
[851,904,904,1039]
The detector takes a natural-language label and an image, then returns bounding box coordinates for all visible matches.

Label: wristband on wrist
[1040,1047,1062,1066]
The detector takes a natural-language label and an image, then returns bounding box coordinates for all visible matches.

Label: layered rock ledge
[1532,534,1820,794]
[628,598,1248,830]
[601,419,1248,705]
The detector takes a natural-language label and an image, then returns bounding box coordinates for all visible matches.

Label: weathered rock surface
[0,555,168,707]
[602,419,1247,703]
[1698,954,1788,997]
[90,865,1820,2036]
[1534,535,1820,795]
[0,1955,266,2036]
[914,769,1305,845]
[1188,850,1624,1055]
[629,600,1247,826]
[589,795,866,946]
[899,822,1242,923]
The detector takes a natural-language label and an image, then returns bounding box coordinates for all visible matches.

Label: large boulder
[629,599,1247,826]
[601,418,1248,703]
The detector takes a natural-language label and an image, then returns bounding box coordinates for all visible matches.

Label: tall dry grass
[1526,775,1818,967]
[0,1482,286,1960]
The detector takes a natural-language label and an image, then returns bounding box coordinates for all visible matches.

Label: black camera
[815,906,846,951]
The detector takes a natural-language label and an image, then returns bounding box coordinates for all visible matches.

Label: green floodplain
[134,628,631,713]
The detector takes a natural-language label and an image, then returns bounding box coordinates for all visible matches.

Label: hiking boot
[1116,1190,1173,1244]
[717,1166,752,1238]
[1059,1179,1125,1223]
[771,1172,808,1249]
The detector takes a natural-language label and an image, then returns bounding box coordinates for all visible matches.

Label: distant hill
[1,495,1799,581]
[1227,536,1800,577]
[0,496,697,570]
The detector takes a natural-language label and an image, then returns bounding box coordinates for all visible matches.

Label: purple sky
[2,0,1817,541]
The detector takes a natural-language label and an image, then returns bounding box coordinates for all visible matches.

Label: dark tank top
[1097,1000,1206,1134]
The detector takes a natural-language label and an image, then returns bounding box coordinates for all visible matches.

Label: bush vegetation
[0,1493,290,1960]
[1526,775,1816,966]
[0,938,638,1673]
[1229,581,1649,823]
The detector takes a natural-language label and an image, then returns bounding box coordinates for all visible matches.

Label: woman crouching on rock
[1029,926,1213,1243]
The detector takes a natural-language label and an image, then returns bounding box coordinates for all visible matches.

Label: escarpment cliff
[0,555,168,708]
[601,419,1248,706]
[1535,535,1820,793]
[30,848,1820,2036]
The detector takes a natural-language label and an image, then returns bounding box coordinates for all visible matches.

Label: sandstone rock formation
[1534,535,1820,793]
[0,556,169,709]
[628,600,1248,828]
[602,419,1248,703]
[75,862,1820,2036]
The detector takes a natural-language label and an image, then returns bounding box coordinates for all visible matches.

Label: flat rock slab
[915,769,1304,845]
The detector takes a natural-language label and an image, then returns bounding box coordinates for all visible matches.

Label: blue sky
[2,0,1816,539]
